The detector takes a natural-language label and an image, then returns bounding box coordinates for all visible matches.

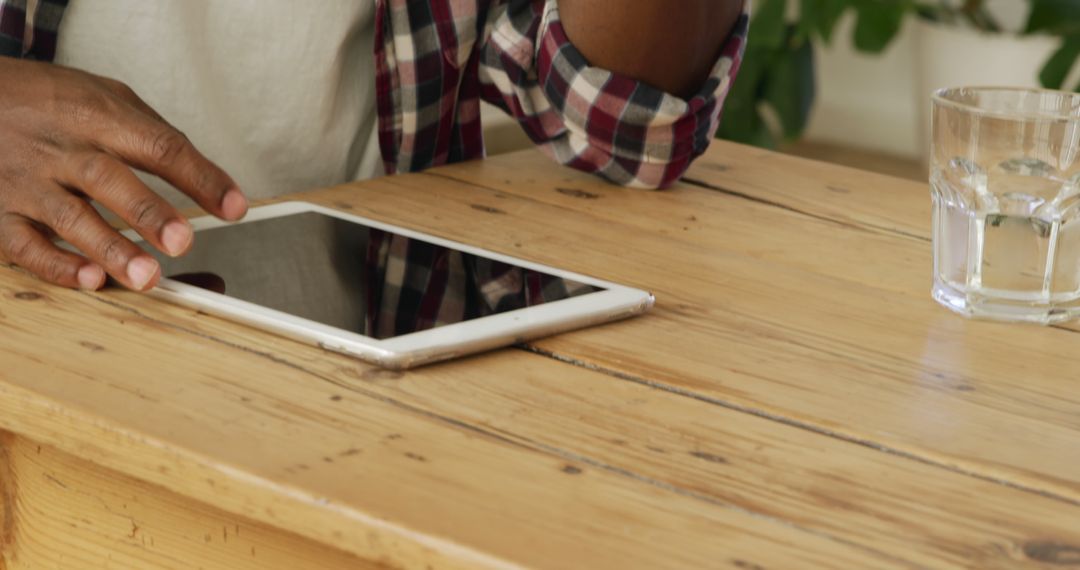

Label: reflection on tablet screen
[142,212,603,339]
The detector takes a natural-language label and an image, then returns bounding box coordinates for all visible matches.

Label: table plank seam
[518,345,1080,510]
[414,172,603,219]
[422,169,928,259]
[14,144,1080,569]
[419,170,942,299]
[77,290,928,568]
[375,170,1080,508]
[681,177,929,243]
[472,416,928,570]
[0,385,521,570]
[83,292,528,447]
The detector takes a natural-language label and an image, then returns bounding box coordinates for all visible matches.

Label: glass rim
[932,86,1080,122]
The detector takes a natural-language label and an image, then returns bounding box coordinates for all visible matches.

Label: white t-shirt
[54,0,383,206]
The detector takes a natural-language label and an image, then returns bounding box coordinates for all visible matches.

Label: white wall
[806,5,1068,160]
[804,14,922,157]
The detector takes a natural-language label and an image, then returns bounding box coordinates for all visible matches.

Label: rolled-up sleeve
[478,0,749,188]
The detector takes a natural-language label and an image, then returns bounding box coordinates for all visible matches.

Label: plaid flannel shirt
[1,0,748,338]
[373,0,748,336]
[377,0,749,188]
[0,0,65,60]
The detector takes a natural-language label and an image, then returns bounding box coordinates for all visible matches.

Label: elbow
[544,114,715,190]
[552,139,704,190]
[619,156,696,190]
[608,122,715,189]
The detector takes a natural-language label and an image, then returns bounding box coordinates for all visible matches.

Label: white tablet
[126,201,653,369]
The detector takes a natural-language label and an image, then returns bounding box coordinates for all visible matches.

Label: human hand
[0,57,247,291]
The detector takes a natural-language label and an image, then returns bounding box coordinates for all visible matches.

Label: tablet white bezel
[124,201,653,369]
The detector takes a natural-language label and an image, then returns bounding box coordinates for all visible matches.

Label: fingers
[66,79,248,222]
[0,68,226,292]
[0,213,106,290]
[24,186,162,291]
[98,77,167,122]
[59,152,193,257]
[95,113,248,222]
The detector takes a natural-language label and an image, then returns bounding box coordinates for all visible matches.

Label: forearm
[557,0,743,98]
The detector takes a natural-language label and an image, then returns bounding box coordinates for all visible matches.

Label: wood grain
[0,433,378,569]
[6,208,1080,565]
[4,142,1080,568]
[87,276,1080,569]
[368,149,1080,503]
[423,155,929,297]
[0,270,897,569]
[684,141,932,238]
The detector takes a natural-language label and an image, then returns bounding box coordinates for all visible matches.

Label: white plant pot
[914,20,1068,161]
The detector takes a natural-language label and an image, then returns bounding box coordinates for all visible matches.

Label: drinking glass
[931,87,1080,324]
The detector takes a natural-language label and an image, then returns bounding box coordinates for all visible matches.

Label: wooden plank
[781,140,927,182]
[96,283,1080,569]
[0,270,896,570]
[422,153,930,298]
[5,249,1080,565]
[683,143,1080,341]
[684,140,932,239]
[320,152,1080,503]
[0,433,379,569]
[6,145,1080,567]
[0,435,8,570]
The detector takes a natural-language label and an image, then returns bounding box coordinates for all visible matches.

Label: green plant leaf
[746,114,779,148]
[912,3,945,24]
[751,0,788,50]
[796,0,850,44]
[1040,36,1080,89]
[763,34,817,139]
[816,0,850,43]
[1025,0,1080,35]
[717,103,777,148]
[852,0,908,54]
[717,50,766,137]
[796,0,818,42]
[719,1,826,147]
[717,43,777,148]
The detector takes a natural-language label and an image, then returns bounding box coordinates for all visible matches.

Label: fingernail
[77,264,105,290]
[126,256,159,290]
[160,219,192,256]
[221,188,248,220]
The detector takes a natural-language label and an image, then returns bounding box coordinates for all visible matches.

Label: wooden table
[2,142,1079,569]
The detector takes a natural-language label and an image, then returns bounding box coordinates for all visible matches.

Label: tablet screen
[143,212,603,339]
